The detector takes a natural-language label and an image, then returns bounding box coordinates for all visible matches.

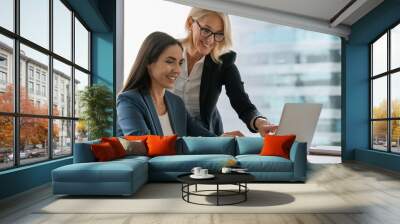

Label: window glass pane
[20,0,49,49]
[372,33,387,76]
[391,72,400,118]
[372,77,387,119]
[0,116,13,170]
[53,0,72,60]
[0,0,14,31]
[75,120,88,143]
[53,119,72,158]
[391,24,400,70]
[74,18,89,69]
[372,121,388,151]
[20,44,49,115]
[53,59,72,116]
[0,34,14,112]
[20,117,49,165]
[217,16,342,146]
[74,69,89,117]
[391,120,400,153]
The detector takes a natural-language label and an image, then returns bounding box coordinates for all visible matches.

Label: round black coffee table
[177,173,255,206]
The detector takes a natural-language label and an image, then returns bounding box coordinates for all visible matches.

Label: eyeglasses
[194,20,225,42]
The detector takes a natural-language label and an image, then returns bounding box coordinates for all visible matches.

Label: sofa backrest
[74,140,100,163]
[177,137,236,155]
[235,137,263,155]
[73,136,301,162]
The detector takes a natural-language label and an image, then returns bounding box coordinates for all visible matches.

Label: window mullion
[49,0,54,160]
[13,0,20,167]
[388,30,391,152]
[71,11,76,155]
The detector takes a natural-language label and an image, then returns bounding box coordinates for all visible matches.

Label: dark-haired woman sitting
[117,32,226,137]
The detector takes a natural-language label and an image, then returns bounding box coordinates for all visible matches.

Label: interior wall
[343,0,400,171]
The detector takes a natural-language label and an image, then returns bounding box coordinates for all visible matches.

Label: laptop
[275,103,322,149]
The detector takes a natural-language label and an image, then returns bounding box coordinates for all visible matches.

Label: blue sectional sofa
[52,137,307,196]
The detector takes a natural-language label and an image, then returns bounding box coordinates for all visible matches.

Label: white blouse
[172,50,204,120]
[158,112,174,136]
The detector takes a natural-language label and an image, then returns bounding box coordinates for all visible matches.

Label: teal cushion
[148,154,235,172]
[116,155,150,163]
[236,137,263,155]
[236,155,293,172]
[52,159,147,183]
[178,137,235,155]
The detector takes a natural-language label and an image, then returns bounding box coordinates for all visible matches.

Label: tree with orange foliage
[372,99,400,143]
[0,84,60,151]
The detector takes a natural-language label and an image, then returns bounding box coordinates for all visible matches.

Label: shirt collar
[183,49,205,66]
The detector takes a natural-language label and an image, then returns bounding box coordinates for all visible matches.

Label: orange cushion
[146,135,177,157]
[101,137,127,158]
[91,142,118,161]
[259,134,296,159]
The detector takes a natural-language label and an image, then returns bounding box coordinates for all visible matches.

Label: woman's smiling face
[191,13,224,56]
[147,44,184,89]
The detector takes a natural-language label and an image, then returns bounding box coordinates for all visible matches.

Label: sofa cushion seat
[53,159,147,183]
[115,155,150,163]
[148,154,235,172]
[236,155,293,172]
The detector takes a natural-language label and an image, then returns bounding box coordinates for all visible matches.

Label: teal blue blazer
[116,89,216,137]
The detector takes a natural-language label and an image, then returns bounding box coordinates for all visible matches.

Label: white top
[172,50,259,131]
[172,50,204,120]
[158,112,174,136]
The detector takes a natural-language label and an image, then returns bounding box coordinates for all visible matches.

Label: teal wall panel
[343,0,400,171]
[0,158,72,199]
[92,32,114,87]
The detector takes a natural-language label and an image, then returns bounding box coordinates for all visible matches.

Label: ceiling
[167,0,384,39]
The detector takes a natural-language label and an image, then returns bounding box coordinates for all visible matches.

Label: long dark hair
[122,32,183,92]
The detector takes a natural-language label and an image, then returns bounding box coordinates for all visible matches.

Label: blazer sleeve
[222,59,262,133]
[116,94,151,136]
[186,112,217,137]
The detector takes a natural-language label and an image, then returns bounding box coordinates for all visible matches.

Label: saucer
[190,174,215,179]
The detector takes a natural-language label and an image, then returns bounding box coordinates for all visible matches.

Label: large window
[0,0,91,171]
[370,23,400,153]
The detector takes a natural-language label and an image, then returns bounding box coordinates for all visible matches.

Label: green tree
[79,84,114,140]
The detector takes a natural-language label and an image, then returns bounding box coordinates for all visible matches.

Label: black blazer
[199,51,261,135]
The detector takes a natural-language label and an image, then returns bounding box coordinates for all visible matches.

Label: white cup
[200,169,208,176]
[221,167,232,174]
[191,167,202,176]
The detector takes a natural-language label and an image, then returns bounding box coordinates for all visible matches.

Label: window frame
[370,20,400,154]
[0,0,92,171]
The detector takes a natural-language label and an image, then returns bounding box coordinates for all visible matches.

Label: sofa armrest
[289,141,307,181]
[73,140,100,163]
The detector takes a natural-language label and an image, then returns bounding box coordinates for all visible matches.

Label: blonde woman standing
[173,8,277,136]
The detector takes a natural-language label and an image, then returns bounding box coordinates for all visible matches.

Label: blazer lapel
[141,90,163,135]
[200,55,219,122]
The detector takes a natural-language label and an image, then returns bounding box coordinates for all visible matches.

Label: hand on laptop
[221,130,245,137]
[255,118,278,137]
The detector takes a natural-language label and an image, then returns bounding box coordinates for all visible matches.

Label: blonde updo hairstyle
[182,8,233,64]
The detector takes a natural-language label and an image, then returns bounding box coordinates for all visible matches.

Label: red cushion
[91,142,118,161]
[101,137,126,158]
[259,135,296,159]
[146,135,177,157]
